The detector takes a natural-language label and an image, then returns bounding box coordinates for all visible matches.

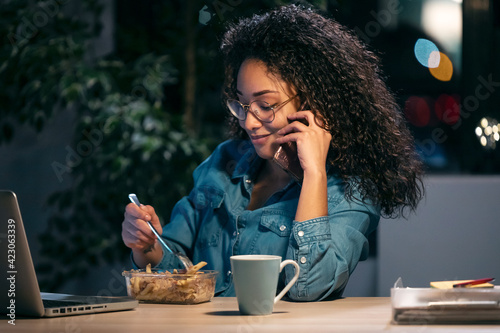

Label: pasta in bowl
[122,261,218,304]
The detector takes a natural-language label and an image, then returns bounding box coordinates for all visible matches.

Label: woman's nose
[242,110,262,130]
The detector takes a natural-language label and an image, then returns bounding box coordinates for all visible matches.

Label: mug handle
[274,259,300,304]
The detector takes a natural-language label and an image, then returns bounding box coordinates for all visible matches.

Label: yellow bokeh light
[481,118,489,128]
[476,117,499,150]
[429,52,453,81]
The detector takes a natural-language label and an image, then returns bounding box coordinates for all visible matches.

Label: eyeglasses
[226,94,298,123]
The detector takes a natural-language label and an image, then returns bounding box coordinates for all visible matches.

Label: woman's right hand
[122,203,162,250]
[122,203,164,268]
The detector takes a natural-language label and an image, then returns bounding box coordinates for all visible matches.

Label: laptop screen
[0,190,45,317]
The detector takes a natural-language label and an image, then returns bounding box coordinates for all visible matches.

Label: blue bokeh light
[414,38,440,68]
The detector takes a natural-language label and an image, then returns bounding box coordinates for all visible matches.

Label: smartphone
[273,141,303,182]
[272,115,309,182]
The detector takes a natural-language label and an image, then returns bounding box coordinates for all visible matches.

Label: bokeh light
[404,96,431,127]
[434,94,460,125]
[422,0,462,71]
[414,38,440,68]
[429,52,453,81]
[476,117,499,150]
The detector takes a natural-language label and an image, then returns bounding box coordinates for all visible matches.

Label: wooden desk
[8,297,500,332]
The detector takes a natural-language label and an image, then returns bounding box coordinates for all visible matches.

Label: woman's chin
[253,146,276,160]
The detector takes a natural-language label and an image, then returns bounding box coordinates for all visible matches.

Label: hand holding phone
[272,116,309,182]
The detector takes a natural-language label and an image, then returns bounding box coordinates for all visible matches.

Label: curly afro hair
[220,4,424,218]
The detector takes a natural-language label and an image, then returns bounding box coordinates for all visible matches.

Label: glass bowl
[122,269,218,304]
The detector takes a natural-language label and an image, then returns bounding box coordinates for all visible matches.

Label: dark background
[0,0,499,296]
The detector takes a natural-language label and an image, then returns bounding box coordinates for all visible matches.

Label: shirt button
[227,270,232,276]
[279,225,286,231]
[245,179,251,184]
[300,257,307,264]
[298,230,304,237]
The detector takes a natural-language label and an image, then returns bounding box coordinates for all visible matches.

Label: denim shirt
[144,139,380,301]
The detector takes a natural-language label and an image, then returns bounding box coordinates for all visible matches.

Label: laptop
[0,190,138,318]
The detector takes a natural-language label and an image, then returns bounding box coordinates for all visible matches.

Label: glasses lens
[250,101,274,122]
[227,100,246,120]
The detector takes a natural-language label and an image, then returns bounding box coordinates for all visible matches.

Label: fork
[128,193,193,270]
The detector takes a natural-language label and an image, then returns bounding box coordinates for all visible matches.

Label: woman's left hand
[275,110,332,176]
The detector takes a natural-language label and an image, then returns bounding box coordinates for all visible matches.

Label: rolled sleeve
[292,216,331,245]
[285,195,379,302]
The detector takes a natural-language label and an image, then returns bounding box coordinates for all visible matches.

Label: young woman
[121,5,424,301]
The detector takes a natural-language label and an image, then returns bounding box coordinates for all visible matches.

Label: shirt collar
[231,141,263,180]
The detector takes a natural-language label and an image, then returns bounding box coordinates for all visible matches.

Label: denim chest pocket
[191,186,225,248]
[191,186,224,210]
[259,209,294,237]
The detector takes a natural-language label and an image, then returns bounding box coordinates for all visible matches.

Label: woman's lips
[250,134,271,145]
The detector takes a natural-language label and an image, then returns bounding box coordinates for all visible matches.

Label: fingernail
[145,214,151,220]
